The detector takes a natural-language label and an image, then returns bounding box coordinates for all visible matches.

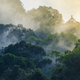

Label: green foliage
[51,66,64,80]
[0,67,50,80]
[51,42,80,80]
[38,58,52,68]
[35,26,52,38]
[0,4,80,80]
[47,50,60,58]
[6,24,37,41]
[0,65,27,80]
[75,39,80,48]
[3,40,46,66]
[40,32,77,53]
[28,32,78,54]
[41,33,59,45]
[3,40,46,56]
[29,6,63,38]
[27,68,50,80]
[60,32,78,47]
[27,6,63,26]
[27,36,42,45]
[0,53,35,77]
[0,24,37,49]
[64,50,71,54]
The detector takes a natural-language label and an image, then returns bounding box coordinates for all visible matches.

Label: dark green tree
[3,41,46,66]
[0,53,35,77]
[27,68,50,80]
[51,41,80,80]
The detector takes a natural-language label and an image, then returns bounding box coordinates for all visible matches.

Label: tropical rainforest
[0,0,80,80]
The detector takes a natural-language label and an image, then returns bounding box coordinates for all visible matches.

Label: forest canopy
[0,0,80,80]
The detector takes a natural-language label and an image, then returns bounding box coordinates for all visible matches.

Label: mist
[0,0,25,24]
[0,0,79,54]
[0,0,40,30]
[21,0,80,22]
[0,0,80,78]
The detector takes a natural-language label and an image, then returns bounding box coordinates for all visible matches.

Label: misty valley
[0,0,80,80]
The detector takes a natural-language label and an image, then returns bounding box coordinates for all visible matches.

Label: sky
[20,0,80,22]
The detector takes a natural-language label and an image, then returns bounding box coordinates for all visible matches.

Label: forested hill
[26,6,63,26]
[64,16,80,37]
[0,24,37,48]
[26,6,64,37]
[0,6,80,53]
[1,0,80,38]
[25,6,80,38]
[1,0,80,80]
[0,23,78,53]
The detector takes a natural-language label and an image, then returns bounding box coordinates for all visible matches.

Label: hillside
[0,24,37,48]
[0,0,80,79]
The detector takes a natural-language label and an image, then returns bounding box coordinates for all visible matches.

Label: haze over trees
[0,0,80,80]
